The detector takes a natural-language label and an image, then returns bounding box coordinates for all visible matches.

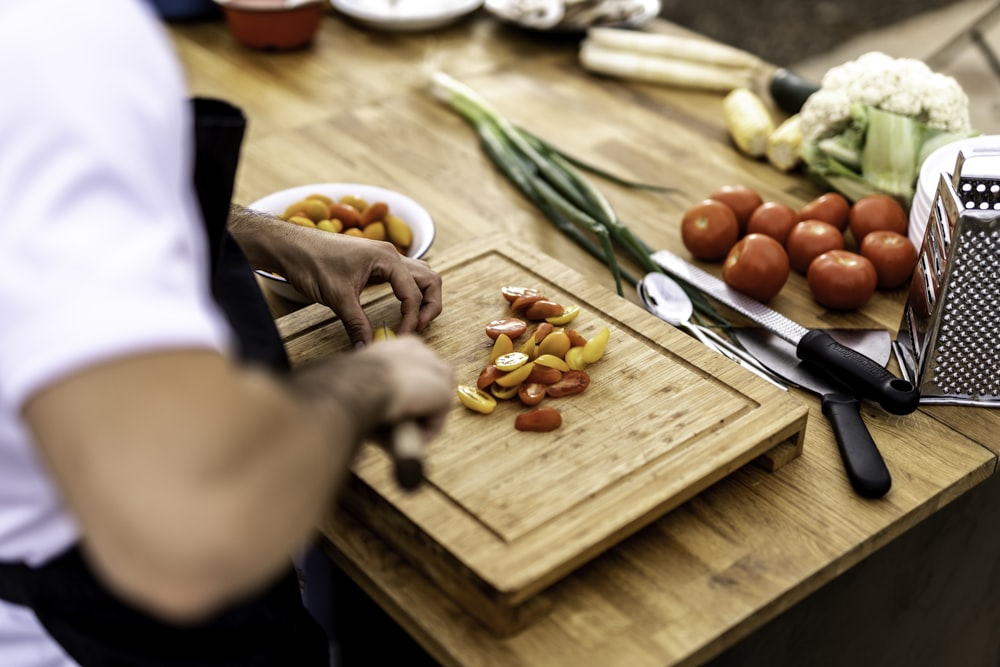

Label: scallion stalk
[430,70,729,328]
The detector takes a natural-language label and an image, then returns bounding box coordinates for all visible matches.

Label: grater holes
[930,229,1000,399]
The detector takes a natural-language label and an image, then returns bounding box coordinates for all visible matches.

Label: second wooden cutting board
[277,237,808,636]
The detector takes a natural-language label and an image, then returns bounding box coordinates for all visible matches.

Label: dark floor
[659,0,958,65]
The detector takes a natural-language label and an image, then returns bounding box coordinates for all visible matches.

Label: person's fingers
[386,269,423,336]
[334,297,373,347]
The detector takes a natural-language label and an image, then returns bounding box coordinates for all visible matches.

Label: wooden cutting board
[276,238,808,636]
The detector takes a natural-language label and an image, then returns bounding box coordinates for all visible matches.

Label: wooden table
[168,10,1000,666]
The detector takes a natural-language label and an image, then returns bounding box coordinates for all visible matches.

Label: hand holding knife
[373,321,424,492]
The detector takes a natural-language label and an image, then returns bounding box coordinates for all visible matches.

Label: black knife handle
[822,393,892,499]
[797,329,920,415]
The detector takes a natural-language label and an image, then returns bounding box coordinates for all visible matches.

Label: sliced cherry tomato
[514,407,562,432]
[709,184,763,233]
[485,317,527,341]
[532,321,554,342]
[537,330,571,358]
[746,201,798,246]
[494,352,528,371]
[681,199,740,261]
[722,233,789,302]
[860,230,918,289]
[848,194,908,244]
[510,294,546,313]
[476,365,502,389]
[798,192,850,231]
[807,250,878,310]
[500,286,538,303]
[565,329,587,347]
[785,220,845,274]
[517,382,548,406]
[495,361,535,388]
[547,369,590,397]
[525,364,562,385]
[524,299,566,321]
[489,333,514,364]
[457,385,496,414]
[546,304,581,326]
[534,354,570,372]
[581,327,609,363]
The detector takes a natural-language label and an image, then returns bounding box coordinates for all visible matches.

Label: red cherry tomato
[848,194,908,244]
[524,299,566,321]
[517,382,548,406]
[485,317,527,340]
[798,192,850,231]
[709,184,763,233]
[681,199,740,261]
[546,369,590,397]
[722,233,790,302]
[785,220,845,274]
[514,406,562,432]
[500,286,539,303]
[806,250,878,310]
[477,365,502,389]
[745,201,798,246]
[860,230,918,289]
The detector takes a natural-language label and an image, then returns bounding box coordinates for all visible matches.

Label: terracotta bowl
[216,0,325,50]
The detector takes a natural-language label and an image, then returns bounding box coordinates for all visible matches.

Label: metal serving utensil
[638,272,787,390]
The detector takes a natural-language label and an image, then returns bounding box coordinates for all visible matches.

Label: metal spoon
[638,272,787,390]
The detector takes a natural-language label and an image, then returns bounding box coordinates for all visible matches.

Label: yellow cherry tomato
[537,330,571,359]
[494,352,529,371]
[517,336,537,359]
[495,361,535,388]
[582,326,610,363]
[457,385,497,414]
[489,333,514,364]
[564,346,588,371]
[372,323,396,342]
[533,353,570,372]
[490,383,519,400]
[545,304,581,326]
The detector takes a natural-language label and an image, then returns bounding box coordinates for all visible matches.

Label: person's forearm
[226,203,289,274]
[25,349,390,621]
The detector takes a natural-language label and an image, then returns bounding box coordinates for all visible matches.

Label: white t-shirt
[0,0,233,663]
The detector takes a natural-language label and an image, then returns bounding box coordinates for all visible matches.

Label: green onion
[430,70,729,328]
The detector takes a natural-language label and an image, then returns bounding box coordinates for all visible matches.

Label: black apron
[0,98,327,666]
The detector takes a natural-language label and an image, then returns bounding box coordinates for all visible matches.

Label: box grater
[893,150,1000,406]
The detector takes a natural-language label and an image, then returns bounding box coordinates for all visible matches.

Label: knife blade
[651,249,920,415]
[735,328,893,498]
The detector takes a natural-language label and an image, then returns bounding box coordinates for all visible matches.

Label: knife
[735,328,893,498]
[651,249,921,415]
[374,321,424,491]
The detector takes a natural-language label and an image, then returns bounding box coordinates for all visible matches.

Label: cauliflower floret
[800,51,972,139]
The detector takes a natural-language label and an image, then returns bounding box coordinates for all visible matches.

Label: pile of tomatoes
[456,286,610,432]
[680,185,918,310]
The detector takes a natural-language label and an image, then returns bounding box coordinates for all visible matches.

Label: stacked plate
[911,135,1000,247]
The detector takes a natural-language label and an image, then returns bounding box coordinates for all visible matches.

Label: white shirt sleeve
[0,0,233,413]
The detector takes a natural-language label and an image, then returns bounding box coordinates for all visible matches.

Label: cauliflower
[797,51,977,206]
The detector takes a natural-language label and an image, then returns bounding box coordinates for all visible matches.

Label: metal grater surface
[893,150,1000,406]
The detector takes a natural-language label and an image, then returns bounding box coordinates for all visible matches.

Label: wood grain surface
[279,238,807,634]
[168,10,1000,666]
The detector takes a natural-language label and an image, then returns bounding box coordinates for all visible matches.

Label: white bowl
[247,182,435,303]
[910,135,1000,248]
[330,0,483,31]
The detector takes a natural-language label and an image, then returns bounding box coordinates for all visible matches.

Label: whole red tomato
[860,230,918,289]
[709,184,763,233]
[807,250,878,310]
[798,192,850,231]
[722,233,790,302]
[785,220,845,274]
[848,194,908,243]
[681,199,740,260]
[746,201,798,246]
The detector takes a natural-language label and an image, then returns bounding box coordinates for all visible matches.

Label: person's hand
[228,205,443,346]
[284,232,442,347]
[359,335,454,439]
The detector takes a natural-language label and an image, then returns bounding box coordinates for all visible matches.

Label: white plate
[330,0,483,31]
[247,182,435,303]
[484,0,659,32]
